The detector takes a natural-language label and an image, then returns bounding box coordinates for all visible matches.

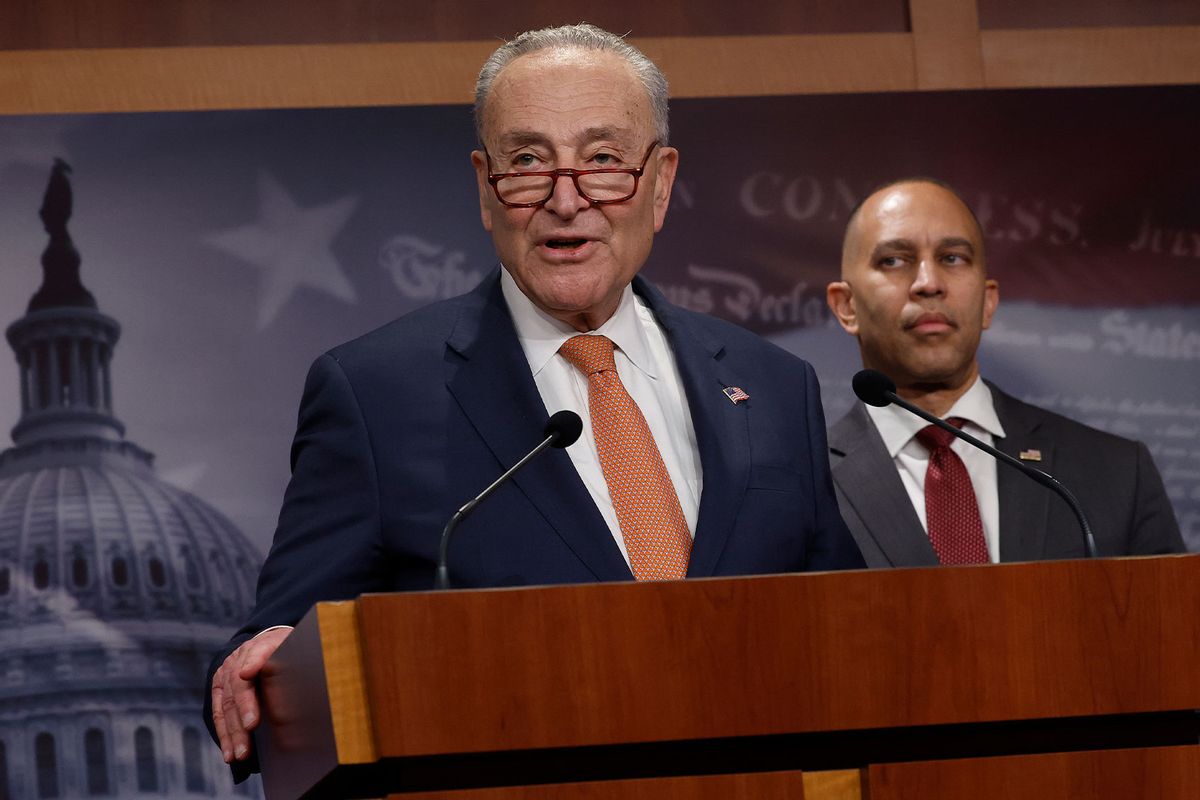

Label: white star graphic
[205,171,359,328]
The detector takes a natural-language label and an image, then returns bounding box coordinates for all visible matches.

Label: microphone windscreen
[852,369,897,407]
[545,410,583,448]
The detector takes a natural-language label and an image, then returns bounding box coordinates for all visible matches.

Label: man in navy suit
[208,23,864,774]
[825,178,1183,567]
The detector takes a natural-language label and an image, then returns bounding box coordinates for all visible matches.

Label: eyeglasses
[485,142,660,208]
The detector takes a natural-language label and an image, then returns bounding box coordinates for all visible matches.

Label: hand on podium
[210,626,292,764]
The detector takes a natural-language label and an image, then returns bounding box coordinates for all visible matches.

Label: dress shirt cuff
[253,624,294,638]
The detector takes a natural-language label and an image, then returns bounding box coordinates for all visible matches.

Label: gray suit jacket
[828,381,1185,566]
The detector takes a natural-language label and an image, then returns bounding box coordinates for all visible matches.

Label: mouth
[544,238,589,250]
[537,236,595,261]
[906,312,955,334]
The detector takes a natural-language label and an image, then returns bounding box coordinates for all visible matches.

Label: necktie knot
[560,334,616,376]
[916,417,966,452]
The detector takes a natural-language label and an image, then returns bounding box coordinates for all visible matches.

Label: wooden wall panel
[640,34,917,98]
[982,25,1200,88]
[0,42,494,114]
[909,0,985,89]
[978,0,1200,30]
[0,34,919,115]
[0,0,909,50]
[0,3,1197,132]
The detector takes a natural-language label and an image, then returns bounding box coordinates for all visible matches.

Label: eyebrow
[869,239,915,262]
[938,237,976,254]
[869,237,976,260]
[495,130,551,150]
[577,126,636,146]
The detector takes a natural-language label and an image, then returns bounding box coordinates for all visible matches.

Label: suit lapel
[444,272,632,581]
[829,404,938,567]
[989,384,1053,562]
[637,279,751,578]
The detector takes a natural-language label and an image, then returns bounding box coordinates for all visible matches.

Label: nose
[541,173,591,220]
[910,257,946,297]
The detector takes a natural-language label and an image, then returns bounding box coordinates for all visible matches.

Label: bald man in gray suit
[824,179,1184,566]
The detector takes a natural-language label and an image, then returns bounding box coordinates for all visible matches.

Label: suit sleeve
[242,352,392,630]
[203,352,391,774]
[799,362,867,571]
[1126,440,1187,555]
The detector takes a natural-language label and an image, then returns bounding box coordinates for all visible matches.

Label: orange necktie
[559,335,692,580]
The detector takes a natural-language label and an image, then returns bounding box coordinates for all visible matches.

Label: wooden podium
[255,555,1200,798]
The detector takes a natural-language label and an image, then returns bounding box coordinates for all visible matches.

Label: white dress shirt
[864,377,1006,563]
[501,268,703,567]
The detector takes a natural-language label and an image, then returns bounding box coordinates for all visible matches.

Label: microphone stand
[435,433,559,590]
[883,389,1099,559]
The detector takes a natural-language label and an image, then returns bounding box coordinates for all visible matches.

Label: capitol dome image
[0,160,263,798]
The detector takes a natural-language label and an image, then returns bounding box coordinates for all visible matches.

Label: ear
[470,150,493,232]
[981,278,1000,330]
[651,146,679,232]
[826,280,859,335]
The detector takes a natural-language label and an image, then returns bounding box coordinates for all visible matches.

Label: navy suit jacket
[829,381,1185,567]
[207,269,863,774]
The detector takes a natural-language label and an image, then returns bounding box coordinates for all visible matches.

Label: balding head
[827,179,999,415]
[473,23,670,146]
[841,178,985,279]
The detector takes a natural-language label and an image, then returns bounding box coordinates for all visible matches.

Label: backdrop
[2,86,1195,554]
[0,85,1196,795]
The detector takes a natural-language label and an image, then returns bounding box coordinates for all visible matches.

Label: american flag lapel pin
[723,386,750,404]
[1019,449,1042,462]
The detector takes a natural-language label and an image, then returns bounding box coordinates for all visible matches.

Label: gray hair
[473,23,670,146]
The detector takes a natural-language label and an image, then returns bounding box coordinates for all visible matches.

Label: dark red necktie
[915,419,989,565]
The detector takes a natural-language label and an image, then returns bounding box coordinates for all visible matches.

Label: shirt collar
[865,376,1006,458]
[500,266,657,379]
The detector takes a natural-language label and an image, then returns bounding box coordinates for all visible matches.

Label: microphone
[434,410,583,589]
[852,369,1098,559]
